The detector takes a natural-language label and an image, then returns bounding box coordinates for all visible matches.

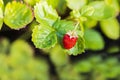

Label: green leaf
[105,0,119,15]
[0,37,10,54]
[0,0,4,10]
[95,63,108,73]
[9,40,33,68]
[2,0,12,6]
[50,44,69,67]
[66,0,87,10]
[53,20,76,46]
[84,29,104,50]
[70,10,92,22]
[27,59,49,73]
[105,66,120,78]
[100,18,119,40]
[23,0,40,6]
[70,10,81,19]
[53,20,75,36]
[88,1,116,20]
[32,24,57,49]
[53,20,79,44]
[47,0,59,8]
[105,58,118,67]
[4,1,33,30]
[34,1,59,26]
[73,60,92,73]
[80,5,95,16]
[11,68,33,80]
[53,20,85,55]
[57,65,81,80]
[88,56,102,65]
[84,18,97,28]
[56,0,67,15]
[27,59,49,80]
[0,54,9,76]
[10,40,33,56]
[0,0,4,30]
[104,58,119,78]
[70,10,88,22]
[67,36,85,55]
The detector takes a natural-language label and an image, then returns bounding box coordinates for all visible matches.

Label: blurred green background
[0,0,120,80]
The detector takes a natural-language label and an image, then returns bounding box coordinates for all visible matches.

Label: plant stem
[73,21,79,31]
[70,22,79,36]
[79,21,84,33]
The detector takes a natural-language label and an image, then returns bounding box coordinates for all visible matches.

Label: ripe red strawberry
[63,31,78,49]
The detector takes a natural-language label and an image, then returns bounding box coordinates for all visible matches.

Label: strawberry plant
[0,0,119,55]
[0,0,120,80]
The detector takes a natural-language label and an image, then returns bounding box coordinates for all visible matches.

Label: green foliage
[100,18,120,40]
[0,0,4,10]
[0,0,120,80]
[0,0,4,29]
[10,40,33,56]
[34,1,59,26]
[0,54,9,77]
[66,0,87,10]
[32,0,87,55]
[4,1,33,30]
[0,39,49,80]
[88,1,115,20]
[84,29,104,50]
[23,0,40,6]
[105,0,119,15]
[47,0,59,8]
[32,24,57,49]
[73,60,92,73]
[56,0,67,15]
[10,68,34,80]
[0,38,10,54]
[55,55,120,80]
[84,18,97,28]
[67,36,85,55]
[53,20,85,55]
[107,46,120,54]
[50,44,69,67]
[94,57,120,79]
[0,38,120,80]
[57,65,81,80]
[70,5,95,22]
[1,0,119,55]
[72,56,120,80]
[53,20,75,36]
[80,5,95,17]
[9,40,34,68]
[26,59,49,80]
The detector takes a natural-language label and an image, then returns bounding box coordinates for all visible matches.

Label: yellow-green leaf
[4,1,33,30]
[88,1,116,20]
[34,1,59,26]
[0,0,4,30]
[84,29,105,50]
[32,24,57,49]
[66,0,87,10]
[9,40,33,68]
[100,18,120,40]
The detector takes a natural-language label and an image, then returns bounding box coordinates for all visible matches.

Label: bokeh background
[0,0,120,80]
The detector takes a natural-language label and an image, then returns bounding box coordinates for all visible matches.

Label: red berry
[63,33,78,49]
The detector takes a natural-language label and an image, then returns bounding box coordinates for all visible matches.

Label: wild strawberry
[63,31,78,49]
